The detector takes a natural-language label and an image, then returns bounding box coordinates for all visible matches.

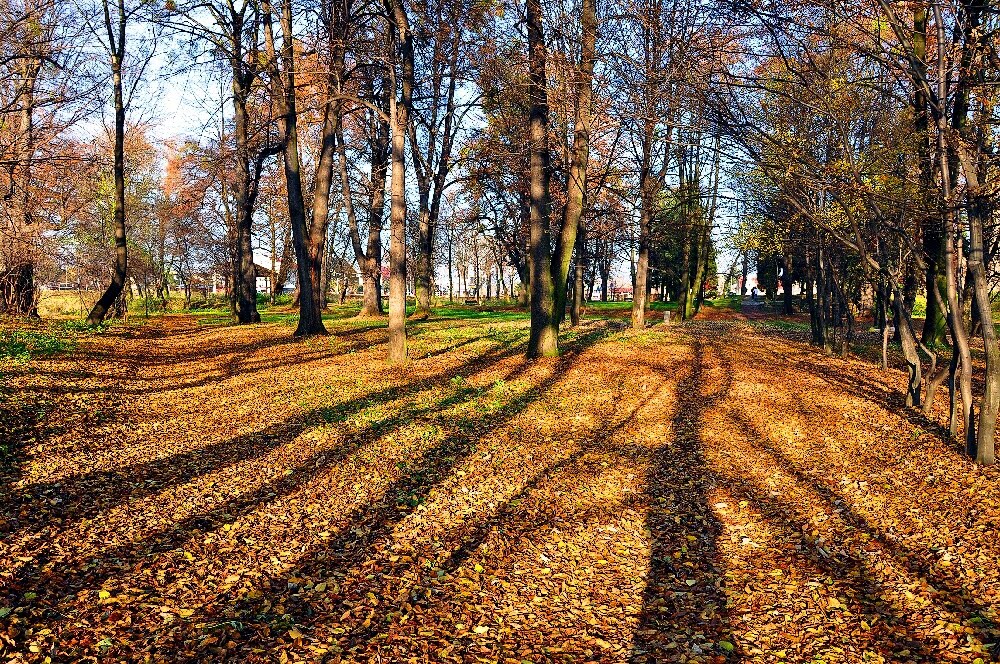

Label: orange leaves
[2,311,999,662]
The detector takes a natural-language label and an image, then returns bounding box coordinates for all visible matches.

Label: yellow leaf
[473,625,489,634]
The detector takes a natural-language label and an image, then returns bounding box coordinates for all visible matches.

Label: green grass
[0,329,75,363]
[189,296,750,329]
[704,295,742,310]
[583,296,738,314]
[757,319,810,333]
[431,305,527,321]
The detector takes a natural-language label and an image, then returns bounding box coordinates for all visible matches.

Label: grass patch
[704,295,742,310]
[0,329,75,363]
[757,318,810,333]
[430,305,528,321]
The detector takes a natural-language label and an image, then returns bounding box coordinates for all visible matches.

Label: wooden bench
[464,298,479,306]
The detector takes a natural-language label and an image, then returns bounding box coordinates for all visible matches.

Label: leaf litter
[0,313,998,663]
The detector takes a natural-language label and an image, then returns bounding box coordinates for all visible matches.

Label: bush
[133,297,168,314]
[255,292,294,308]
[188,294,230,311]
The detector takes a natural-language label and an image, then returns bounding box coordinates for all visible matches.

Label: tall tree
[261,0,340,336]
[409,0,470,317]
[86,0,144,324]
[525,0,597,357]
[524,0,555,357]
[384,0,415,362]
[167,0,278,324]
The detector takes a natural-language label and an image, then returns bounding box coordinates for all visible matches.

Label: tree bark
[263,0,329,336]
[549,0,596,338]
[913,5,947,347]
[525,0,557,358]
[571,221,586,326]
[87,0,128,326]
[413,32,462,317]
[385,0,414,363]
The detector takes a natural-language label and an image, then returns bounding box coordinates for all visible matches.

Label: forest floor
[2,303,1000,664]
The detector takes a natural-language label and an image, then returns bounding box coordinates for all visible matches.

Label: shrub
[188,294,230,311]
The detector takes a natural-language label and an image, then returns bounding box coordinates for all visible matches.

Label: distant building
[254,263,295,294]
[610,282,633,301]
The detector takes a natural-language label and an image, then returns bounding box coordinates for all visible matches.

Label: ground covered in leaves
[2,305,999,663]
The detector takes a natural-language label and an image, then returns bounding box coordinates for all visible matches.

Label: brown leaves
[1,312,999,662]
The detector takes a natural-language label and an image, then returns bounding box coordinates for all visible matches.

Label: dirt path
[1,314,998,663]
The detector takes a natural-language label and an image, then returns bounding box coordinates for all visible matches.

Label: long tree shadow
[133,326,616,661]
[0,334,528,541]
[436,393,658,578]
[11,331,374,398]
[722,406,999,659]
[3,347,529,632]
[1,325,617,661]
[661,329,998,660]
[789,354,962,455]
[632,333,740,663]
[0,383,51,493]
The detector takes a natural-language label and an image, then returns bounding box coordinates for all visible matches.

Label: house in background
[254,263,296,294]
[610,282,633,301]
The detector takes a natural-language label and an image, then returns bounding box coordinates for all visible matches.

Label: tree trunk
[632,140,653,328]
[549,0,596,338]
[87,0,128,326]
[0,263,38,317]
[336,69,389,318]
[413,31,461,317]
[265,0,328,337]
[385,0,414,363]
[893,288,923,408]
[740,251,749,296]
[525,0,557,358]
[228,9,263,325]
[968,195,997,464]
[913,5,948,347]
[387,97,408,362]
[414,205,433,316]
[678,160,695,321]
[571,223,586,327]
[920,70,974,445]
[447,228,454,302]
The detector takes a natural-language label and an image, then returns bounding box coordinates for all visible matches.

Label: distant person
[751,286,758,302]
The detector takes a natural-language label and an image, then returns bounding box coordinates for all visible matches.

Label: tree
[383,0,415,362]
[1,0,88,316]
[166,0,284,324]
[409,0,476,317]
[260,0,336,336]
[521,0,597,357]
[86,0,153,325]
